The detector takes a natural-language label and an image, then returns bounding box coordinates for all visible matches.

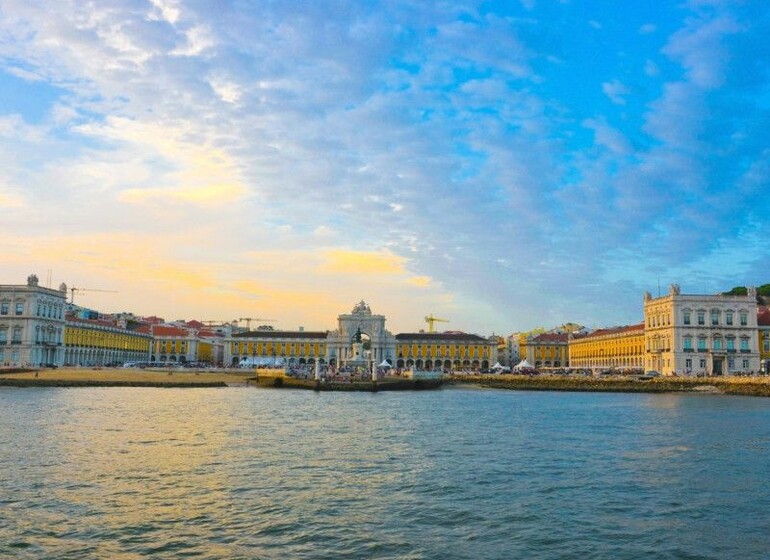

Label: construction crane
[238,317,276,330]
[424,314,449,333]
[69,287,118,304]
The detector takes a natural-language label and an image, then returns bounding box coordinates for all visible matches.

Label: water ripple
[1,387,770,558]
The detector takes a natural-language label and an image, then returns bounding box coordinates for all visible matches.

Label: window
[740,313,748,326]
[698,337,707,351]
[697,311,705,326]
[727,338,735,352]
[0,329,6,344]
[685,358,692,370]
[711,310,719,326]
[700,359,706,368]
[15,302,23,316]
[743,359,749,369]
[764,338,770,352]
[12,327,22,344]
[726,312,733,326]
[683,311,691,325]
[740,338,750,352]
[713,337,723,351]
[0,302,7,315]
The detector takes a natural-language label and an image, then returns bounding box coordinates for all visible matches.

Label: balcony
[683,348,694,353]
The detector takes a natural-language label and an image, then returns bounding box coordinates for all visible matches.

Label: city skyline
[1,1,768,334]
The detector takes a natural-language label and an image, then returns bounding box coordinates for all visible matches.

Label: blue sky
[0,0,768,334]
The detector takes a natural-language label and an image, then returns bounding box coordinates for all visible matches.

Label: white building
[644,284,760,376]
[0,274,67,367]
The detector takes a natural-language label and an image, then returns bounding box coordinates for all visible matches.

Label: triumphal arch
[325,300,396,367]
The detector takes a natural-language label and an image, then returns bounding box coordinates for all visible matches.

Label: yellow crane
[238,317,277,330]
[424,314,449,333]
[69,287,118,304]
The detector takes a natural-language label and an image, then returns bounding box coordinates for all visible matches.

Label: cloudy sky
[1,0,768,335]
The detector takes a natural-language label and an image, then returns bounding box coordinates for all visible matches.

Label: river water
[1,386,769,559]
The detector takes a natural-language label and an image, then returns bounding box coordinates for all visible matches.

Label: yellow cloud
[28,233,217,292]
[406,276,432,287]
[320,249,407,275]
[76,117,248,206]
[0,192,23,208]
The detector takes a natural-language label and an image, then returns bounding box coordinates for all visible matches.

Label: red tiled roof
[530,332,569,343]
[395,332,489,342]
[758,306,770,326]
[233,330,328,339]
[575,323,645,339]
[135,324,192,337]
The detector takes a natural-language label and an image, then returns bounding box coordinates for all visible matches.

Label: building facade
[0,275,67,367]
[520,332,569,369]
[64,318,152,366]
[644,284,760,376]
[568,324,645,372]
[228,330,328,367]
[136,322,225,365]
[759,306,770,374]
[394,332,494,371]
[224,301,494,371]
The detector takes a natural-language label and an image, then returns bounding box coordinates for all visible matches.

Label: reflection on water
[1,387,769,559]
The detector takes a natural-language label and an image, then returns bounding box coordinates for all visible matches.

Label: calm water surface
[1,386,769,559]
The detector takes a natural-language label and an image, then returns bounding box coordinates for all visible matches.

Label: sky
[1,0,769,335]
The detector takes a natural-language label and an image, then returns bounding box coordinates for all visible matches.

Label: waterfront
[1,387,769,559]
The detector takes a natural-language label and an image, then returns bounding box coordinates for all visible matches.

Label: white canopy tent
[378,359,392,368]
[491,362,510,373]
[513,359,535,372]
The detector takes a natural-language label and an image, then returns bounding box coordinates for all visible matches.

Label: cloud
[170,25,215,57]
[602,79,631,105]
[149,0,181,25]
[639,23,657,34]
[0,0,767,335]
[663,11,742,89]
[320,249,407,276]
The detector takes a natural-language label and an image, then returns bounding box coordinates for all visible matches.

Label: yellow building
[64,317,152,366]
[520,333,569,369]
[760,306,770,373]
[568,323,645,372]
[228,330,328,367]
[394,332,495,371]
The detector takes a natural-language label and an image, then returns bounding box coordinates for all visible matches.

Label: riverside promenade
[3,368,770,397]
[0,367,254,388]
[449,373,770,397]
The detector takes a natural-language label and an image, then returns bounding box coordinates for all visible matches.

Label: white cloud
[644,59,659,77]
[209,77,241,103]
[171,25,215,56]
[149,0,181,25]
[0,0,765,335]
[602,79,631,105]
